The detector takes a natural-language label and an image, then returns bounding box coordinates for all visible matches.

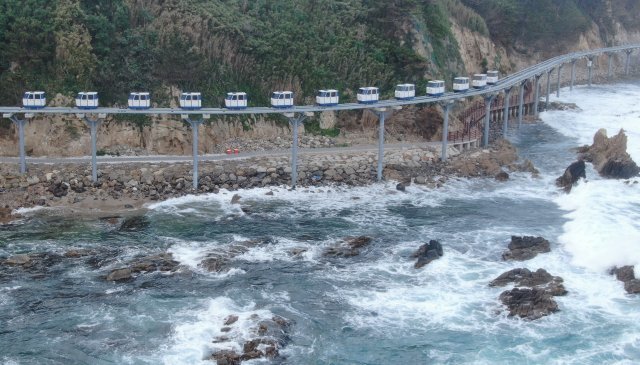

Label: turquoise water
[2,84,640,364]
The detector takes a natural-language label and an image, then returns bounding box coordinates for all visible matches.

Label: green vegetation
[304,119,341,138]
[461,0,591,50]
[0,0,630,110]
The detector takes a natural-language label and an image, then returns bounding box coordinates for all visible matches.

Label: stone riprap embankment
[0,139,533,216]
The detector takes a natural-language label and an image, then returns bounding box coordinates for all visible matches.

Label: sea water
[1,82,640,364]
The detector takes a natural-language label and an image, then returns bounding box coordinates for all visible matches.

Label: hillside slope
[0,0,639,156]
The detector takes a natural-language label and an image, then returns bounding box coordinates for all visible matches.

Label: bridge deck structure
[2,44,640,188]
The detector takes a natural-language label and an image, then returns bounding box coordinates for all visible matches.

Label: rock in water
[396,183,406,192]
[502,236,551,261]
[231,194,241,204]
[609,265,640,294]
[556,160,586,192]
[583,129,640,179]
[495,171,509,181]
[499,287,559,320]
[412,240,443,268]
[106,268,133,282]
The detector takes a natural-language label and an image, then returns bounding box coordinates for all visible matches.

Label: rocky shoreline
[0,139,538,222]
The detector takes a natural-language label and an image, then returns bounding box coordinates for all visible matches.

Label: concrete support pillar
[534,75,542,118]
[8,115,28,174]
[483,94,496,147]
[625,50,632,76]
[608,53,613,79]
[182,115,204,190]
[518,82,525,130]
[587,56,594,87]
[286,113,307,188]
[545,69,552,110]
[82,113,106,183]
[440,101,454,161]
[556,65,562,98]
[570,59,576,91]
[502,88,512,137]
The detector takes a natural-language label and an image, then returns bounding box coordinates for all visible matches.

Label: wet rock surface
[324,236,372,257]
[581,129,640,179]
[490,268,567,296]
[502,236,551,261]
[498,288,559,320]
[556,160,586,192]
[208,314,292,364]
[411,240,443,268]
[609,265,640,294]
[491,268,567,320]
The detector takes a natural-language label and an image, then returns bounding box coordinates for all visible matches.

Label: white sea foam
[160,297,277,364]
[542,83,640,272]
[11,206,45,215]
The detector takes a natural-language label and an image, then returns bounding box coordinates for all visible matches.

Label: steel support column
[483,94,496,147]
[183,116,204,190]
[570,59,576,91]
[372,108,398,181]
[82,114,106,183]
[8,115,28,174]
[545,69,552,110]
[286,113,307,188]
[607,53,613,79]
[502,88,512,137]
[625,50,632,75]
[534,75,541,118]
[587,56,594,87]
[517,81,525,130]
[440,101,454,161]
[556,65,562,98]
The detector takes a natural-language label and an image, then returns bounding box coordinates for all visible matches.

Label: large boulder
[609,265,640,294]
[556,160,586,192]
[106,268,133,282]
[498,288,559,320]
[411,240,444,269]
[490,268,567,296]
[582,129,640,179]
[324,236,372,257]
[502,236,551,261]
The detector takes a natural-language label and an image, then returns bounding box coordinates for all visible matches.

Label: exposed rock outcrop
[208,314,292,363]
[582,129,640,179]
[556,160,586,192]
[490,268,567,296]
[324,236,372,257]
[609,265,640,294]
[502,236,551,261]
[491,268,567,320]
[498,288,559,320]
[411,240,443,269]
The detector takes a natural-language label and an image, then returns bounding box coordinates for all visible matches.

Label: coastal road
[0,141,448,165]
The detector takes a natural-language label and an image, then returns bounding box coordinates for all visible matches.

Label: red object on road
[234,148,239,154]
[226,148,232,154]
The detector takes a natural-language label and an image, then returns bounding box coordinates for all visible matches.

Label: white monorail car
[271,91,294,108]
[453,77,470,92]
[75,92,99,109]
[23,91,46,109]
[487,70,499,85]
[357,87,379,104]
[128,92,151,109]
[395,84,415,100]
[472,74,487,89]
[316,89,339,106]
[426,80,445,96]
[179,92,202,110]
[225,92,248,109]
